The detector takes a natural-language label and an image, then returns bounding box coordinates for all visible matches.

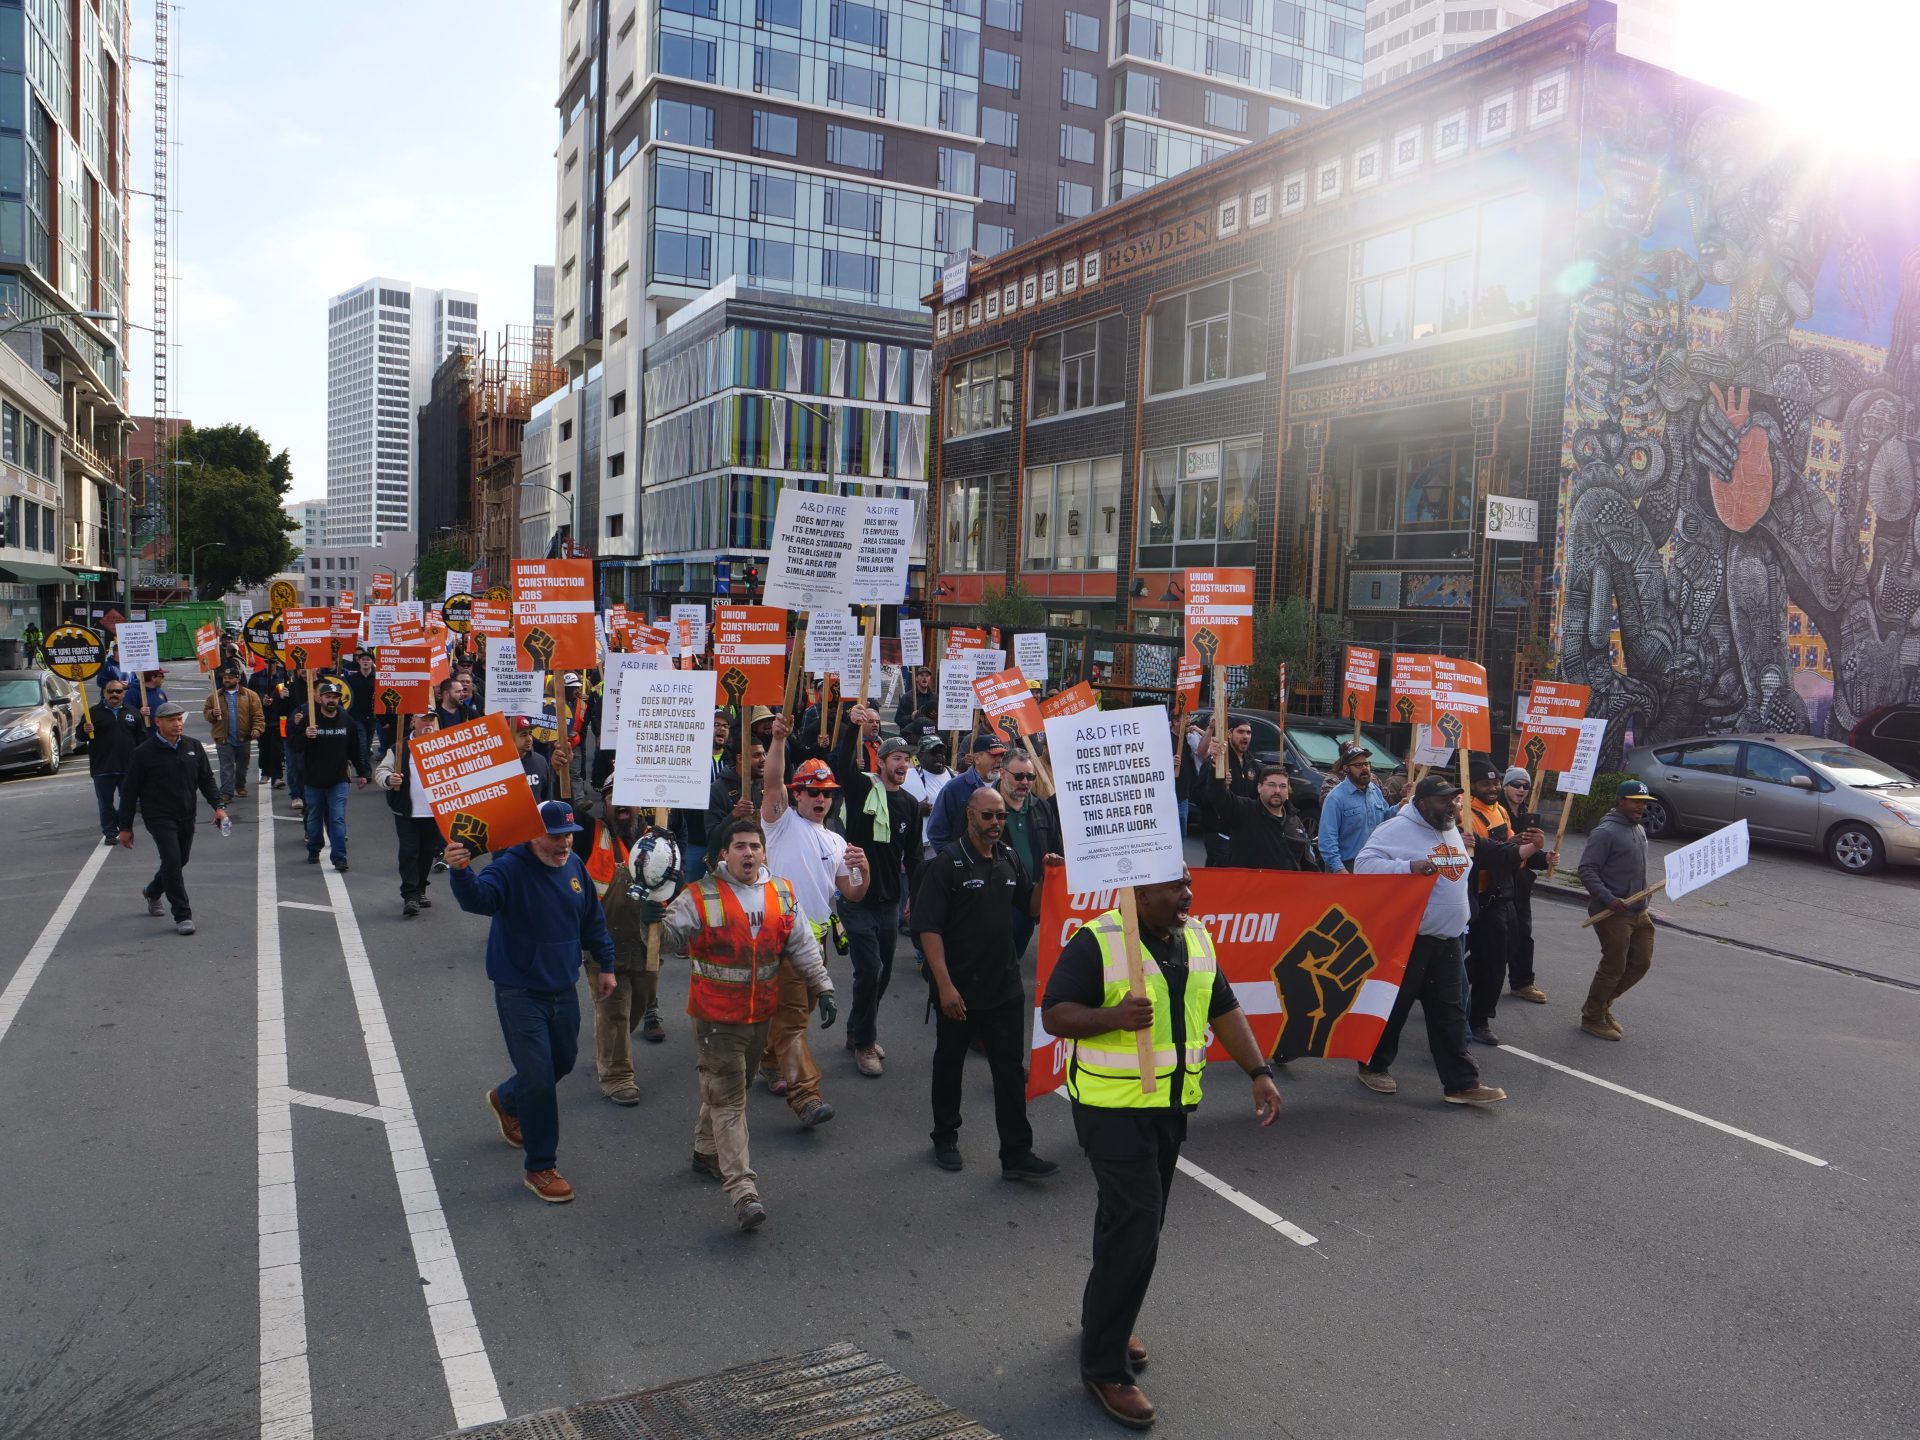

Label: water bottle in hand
[219,815,233,837]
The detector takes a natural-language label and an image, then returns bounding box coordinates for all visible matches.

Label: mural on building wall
[1557,26,1920,756]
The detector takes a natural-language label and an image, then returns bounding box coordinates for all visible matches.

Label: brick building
[926,0,1920,748]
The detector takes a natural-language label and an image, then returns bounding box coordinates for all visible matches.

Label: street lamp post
[518,480,577,557]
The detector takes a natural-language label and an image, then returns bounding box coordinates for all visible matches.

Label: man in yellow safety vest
[1040,868,1282,1431]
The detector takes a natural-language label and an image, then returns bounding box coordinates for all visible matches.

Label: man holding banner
[1353,775,1508,1106]
[1040,870,1280,1432]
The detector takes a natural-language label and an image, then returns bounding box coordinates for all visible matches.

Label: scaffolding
[472,325,566,585]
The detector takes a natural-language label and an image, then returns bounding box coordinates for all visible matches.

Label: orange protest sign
[195,622,221,673]
[281,608,335,674]
[605,603,629,650]
[511,559,596,671]
[1389,654,1435,728]
[713,606,788,706]
[331,608,361,660]
[1038,681,1098,721]
[1174,655,1202,718]
[628,622,671,655]
[374,639,438,715]
[1028,867,1432,1099]
[675,616,694,668]
[945,626,987,656]
[974,666,1045,741]
[1428,656,1492,753]
[1342,645,1380,726]
[470,598,513,639]
[1517,680,1591,772]
[1183,568,1254,668]
[338,590,356,610]
[368,573,394,605]
[410,712,547,854]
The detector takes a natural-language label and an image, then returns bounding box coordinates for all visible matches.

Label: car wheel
[1826,822,1884,875]
[41,731,59,776]
[1641,795,1677,839]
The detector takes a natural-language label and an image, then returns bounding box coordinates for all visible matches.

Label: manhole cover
[442,1341,998,1440]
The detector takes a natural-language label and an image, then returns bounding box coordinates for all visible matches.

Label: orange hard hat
[789,758,839,791]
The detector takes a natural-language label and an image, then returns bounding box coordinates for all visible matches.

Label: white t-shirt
[901,765,952,809]
[764,806,851,931]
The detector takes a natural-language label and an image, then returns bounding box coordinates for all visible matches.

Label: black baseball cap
[1337,742,1370,767]
[1414,774,1462,803]
[971,732,1008,754]
[1469,759,1501,784]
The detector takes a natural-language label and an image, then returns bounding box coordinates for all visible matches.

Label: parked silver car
[1622,733,1920,875]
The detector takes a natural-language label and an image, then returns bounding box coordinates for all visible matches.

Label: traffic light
[744,563,760,595]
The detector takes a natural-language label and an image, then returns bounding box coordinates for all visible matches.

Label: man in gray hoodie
[1575,778,1656,1041]
[1353,774,1507,1105]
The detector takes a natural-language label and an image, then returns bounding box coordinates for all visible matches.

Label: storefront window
[940,472,1009,572]
[1024,456,1121,570]
[1136,437,1259,568]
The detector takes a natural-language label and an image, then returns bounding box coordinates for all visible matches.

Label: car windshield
[1292,728,1399,770]
[0,679,42,708]
[1800,745,1913,788]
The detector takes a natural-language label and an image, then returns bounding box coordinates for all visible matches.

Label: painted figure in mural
[1561,29,1906,753]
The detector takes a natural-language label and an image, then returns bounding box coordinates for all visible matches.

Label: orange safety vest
[582,821,628,899]
[1469,796,1512,894]
[686,875,796,1025]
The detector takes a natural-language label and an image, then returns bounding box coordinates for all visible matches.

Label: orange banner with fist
[1027,867,1432,1099]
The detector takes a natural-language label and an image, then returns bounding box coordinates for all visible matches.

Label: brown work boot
[523,1168,574,1203]
[1356,1065,1398,1095]
[855,1046,883,1078]
[485,1088,523,1148]
[604,1083,641,1106]
[1126,1335,1149,1369]
[1443,1084,1508,1106]
[1085,1379,1156,1430]
[1604,1008,1624,1037]
[1580,1015,1620,1041]
[1511,984,1548,1004]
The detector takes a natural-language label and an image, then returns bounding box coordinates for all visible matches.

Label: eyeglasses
[798,787,834,797]
[1009,774,1035,784]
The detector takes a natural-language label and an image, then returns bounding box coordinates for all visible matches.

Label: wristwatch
[1247,1064,1275,1082]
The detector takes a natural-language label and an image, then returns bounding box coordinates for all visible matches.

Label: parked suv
[1189,708,1406,825]
[1846,704,1920,779]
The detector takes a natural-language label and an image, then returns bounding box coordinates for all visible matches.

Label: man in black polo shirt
[913,785,1060,1179]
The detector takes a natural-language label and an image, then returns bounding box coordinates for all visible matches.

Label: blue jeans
[93,773,122,836]
[494,984,581,1172]
[303,782,348,861]
[842,901,898,1049]
[286,744,304,797]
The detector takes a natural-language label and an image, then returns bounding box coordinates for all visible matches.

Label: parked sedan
[1622,733,1920,874]
[0,669,82,776]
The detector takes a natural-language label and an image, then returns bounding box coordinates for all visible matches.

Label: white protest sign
[400,601,426,626]
[1412,739,1454,768]
[937,657,976,733]
[969,648,1005,686]
[1663,818,1750,902]
[839,634,877,700]
[602,650,672,735]
[444,570,474,600]
[115,621,159,672]
[367,605,399,648]
[1555,717,1609,797]
[484,636,546,721]
[807,609,851,677]
[612,669,719,811]
[1013,632,1048,686]
[670,602,707,659]
[899,617,924,668]
[849,497,913,606]
[1043,704,1185,893]
[763,489,859,611]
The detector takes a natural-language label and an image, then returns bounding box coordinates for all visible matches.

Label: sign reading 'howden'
[1103,209,1214,282]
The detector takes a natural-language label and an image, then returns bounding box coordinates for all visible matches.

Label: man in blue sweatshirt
[1352,773,1507,1106]
[447,799,619,1204]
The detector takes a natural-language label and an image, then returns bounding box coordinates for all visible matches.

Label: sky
[124,0,559,507]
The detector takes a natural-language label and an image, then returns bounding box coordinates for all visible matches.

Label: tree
[1252,596,1339,710]
[976,578,1046,630]
[172,423,300,599]
[415,541,466,603]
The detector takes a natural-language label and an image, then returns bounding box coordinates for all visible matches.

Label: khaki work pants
[1584,910,1656,1021]
[587,963,659,1096]
[695,1018,771,1204]
[758,955,822,1115]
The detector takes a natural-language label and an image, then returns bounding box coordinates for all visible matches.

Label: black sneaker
[332,858,349,873]
[403,899,420,919]
[641,1008,666,1043]
[932,1145,963,1172]
[1470,1025,1501,1046]
[144,891,164,917]
[415,896,432,908]
[305,851,320,864]
[1002,1152,1060,1182]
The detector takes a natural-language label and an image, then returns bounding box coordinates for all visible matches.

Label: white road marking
[0,840,110,1047]
[319,865,506,1428]
[1496,1044,1829,1168]
[1049,1092,1320,1247]
[277,900,335,913]
[284,1087,409,1126]
[255,789,314,1440]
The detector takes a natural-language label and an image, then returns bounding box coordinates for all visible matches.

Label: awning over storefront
[0,560,77,584]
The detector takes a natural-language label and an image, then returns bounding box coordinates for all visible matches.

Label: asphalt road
[1,767,1917,1440]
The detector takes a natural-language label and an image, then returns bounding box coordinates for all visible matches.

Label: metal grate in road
[441,1341,999,1440]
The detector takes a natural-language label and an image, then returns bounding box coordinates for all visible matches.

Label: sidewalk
[1536,829,1920,989]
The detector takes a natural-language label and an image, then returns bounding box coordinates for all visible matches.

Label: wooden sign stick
[1212,666,1229,781]
[856,605,878,719]
[782,619,808,716]
[136,672,148,726]
[1115,886,1159,1095]
[1026,740,1056,799]
[1580,880,1664,928]
[1549,783,1576,872]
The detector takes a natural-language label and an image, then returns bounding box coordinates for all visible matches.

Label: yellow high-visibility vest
[1065,911,1218,1109]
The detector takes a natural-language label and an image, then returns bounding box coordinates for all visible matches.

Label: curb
[1533,880,1920,994]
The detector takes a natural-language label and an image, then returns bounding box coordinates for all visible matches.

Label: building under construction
[471,325,566,587]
